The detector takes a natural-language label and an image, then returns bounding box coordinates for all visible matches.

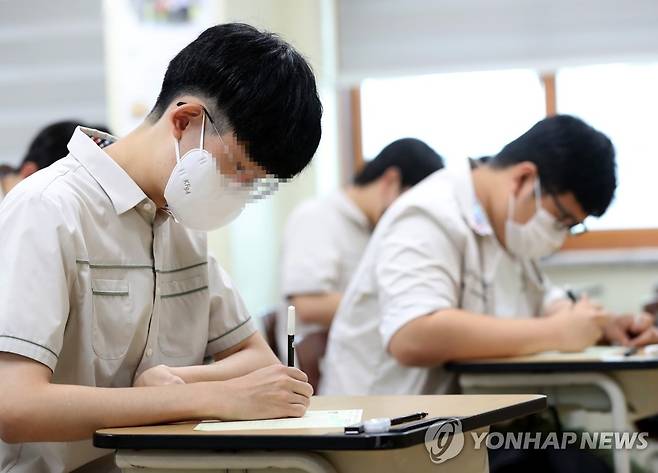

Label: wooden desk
[446,348,658,473]
[94,394,546,473]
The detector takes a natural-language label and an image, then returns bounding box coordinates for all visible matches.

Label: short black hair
[490,115,616,217]
[354,138,444,187]
[150,23,322,179]
[22,121,111,170]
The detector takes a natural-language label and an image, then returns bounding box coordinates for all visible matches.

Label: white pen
[287,305,296,367]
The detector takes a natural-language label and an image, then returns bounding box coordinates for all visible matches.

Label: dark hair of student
[489,115,616,217]
[354,138,444,187]
[149,23,323,180]
[21,121,111,170]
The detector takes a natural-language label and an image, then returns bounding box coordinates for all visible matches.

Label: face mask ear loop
[174,136,181,163]
[199,113,206,150]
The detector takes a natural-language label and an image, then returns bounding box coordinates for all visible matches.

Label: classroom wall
[337,0,658,82]
[1,0,107,167]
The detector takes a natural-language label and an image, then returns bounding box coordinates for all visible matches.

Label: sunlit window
[360,70,546,167]
[556,63,658,230]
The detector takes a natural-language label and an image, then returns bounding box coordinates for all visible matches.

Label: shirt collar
[334,190,371,232]
[67,127,147,215]
[452,158,494,237]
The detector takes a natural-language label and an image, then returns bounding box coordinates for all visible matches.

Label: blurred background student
[319,115,652,397]
[275,138,444,387]
[0,121,110,205]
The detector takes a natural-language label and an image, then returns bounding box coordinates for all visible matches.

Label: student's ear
[382,166,402,194]
[510,162,538,200]
[379,167,403,211]
[19,161,38,178]
[169,102,204,141]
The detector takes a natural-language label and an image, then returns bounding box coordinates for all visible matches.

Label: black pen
[566,289,578,303]
[624,347,638,357]
[390,412,428,426]
[287,305,295,367]
[345,412,428,434]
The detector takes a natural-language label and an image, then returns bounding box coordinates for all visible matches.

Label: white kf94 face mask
[505,178,568,260]
[163,114,251,232]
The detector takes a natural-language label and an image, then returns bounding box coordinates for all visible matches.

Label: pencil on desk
[288,305,295,367]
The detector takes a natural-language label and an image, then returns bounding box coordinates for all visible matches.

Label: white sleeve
[542,278,569,312]
[0,191,75,371]
[205,256,256,356]
[280,205,341,297]
[375,209,463,348]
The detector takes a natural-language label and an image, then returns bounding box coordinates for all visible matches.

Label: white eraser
[287,305,296,335]
[363,418,392,434]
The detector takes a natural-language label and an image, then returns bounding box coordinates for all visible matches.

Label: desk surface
[94,394,546,451]
[446,347,658,374]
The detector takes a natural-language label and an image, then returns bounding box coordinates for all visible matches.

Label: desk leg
[115,450,337,473]
[460,373,630,473]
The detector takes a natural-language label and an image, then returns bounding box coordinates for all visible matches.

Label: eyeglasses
[548,193,588,236]
[176,101,279,201]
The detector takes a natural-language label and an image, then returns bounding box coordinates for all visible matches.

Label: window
[360,69,546,166]
[556,63,658,231]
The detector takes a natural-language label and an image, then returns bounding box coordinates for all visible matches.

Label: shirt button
[145,347,153,357]
[143,202,153,212]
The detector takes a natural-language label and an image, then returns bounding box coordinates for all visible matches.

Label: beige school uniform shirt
[276,191,371,359]
[0,128,255,473]
[319,159,564,396]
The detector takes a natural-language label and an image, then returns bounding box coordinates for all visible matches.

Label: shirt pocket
[157,275,209,358]
[91,278,135,360]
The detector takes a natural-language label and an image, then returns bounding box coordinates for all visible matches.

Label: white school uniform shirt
[0,127,256,473]
[319,159,564,396]
[276,191,371,358]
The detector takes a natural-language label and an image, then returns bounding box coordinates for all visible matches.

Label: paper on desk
[194,409,363,432]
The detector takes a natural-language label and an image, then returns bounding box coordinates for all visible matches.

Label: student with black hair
[0,121,110,205]
[320,115,658,396]
[0,23,321,472]
[276,138,444,361]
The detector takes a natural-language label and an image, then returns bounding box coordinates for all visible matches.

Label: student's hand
[212,364,313,420]
[627,313,658,348]
[603,313,655,347]
[542,298,573,317]
[133,364,185,387]
[551,295,611,352]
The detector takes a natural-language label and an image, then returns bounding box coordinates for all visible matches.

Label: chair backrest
[295,330,329,392]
